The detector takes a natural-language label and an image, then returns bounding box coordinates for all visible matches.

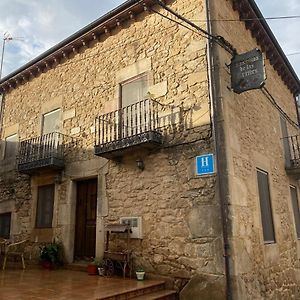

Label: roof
[0,0,154,93]
[231,0,300,95]
[0,0,299,95]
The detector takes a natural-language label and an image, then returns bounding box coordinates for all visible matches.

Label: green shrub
[39,242,64,266]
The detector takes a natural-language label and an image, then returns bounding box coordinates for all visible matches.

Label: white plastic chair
[2,239,27,270]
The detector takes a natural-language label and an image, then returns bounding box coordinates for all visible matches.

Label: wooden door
[74,178,97,259]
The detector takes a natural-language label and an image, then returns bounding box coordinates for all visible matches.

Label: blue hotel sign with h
[196,154,215,176]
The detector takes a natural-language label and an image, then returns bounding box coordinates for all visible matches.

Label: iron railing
[95,99,161,146]
[283,135,300,168]
[17,132,65,166]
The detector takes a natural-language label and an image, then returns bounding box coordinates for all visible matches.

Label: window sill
[264,240,276,245]
[31,228,54,243]
[263,242,279,267]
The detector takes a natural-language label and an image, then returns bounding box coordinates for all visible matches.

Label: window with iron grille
[0,212,11,239]
[290,185,300,239]
[36,184,55,228]
[257,169,276,243]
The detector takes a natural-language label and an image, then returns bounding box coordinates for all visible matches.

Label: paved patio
[0,269,165,300]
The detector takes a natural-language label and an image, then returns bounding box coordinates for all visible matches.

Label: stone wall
[0,169,31,240]
[211,0,300,298]
[0,0,225,297]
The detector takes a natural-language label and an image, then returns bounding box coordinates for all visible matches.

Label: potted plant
[39,241,64,270]
[87,258,100,275]
[136,267,145,281]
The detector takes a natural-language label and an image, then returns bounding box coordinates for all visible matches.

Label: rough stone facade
[1,0,300,299]
[0,0,225,298]
[210,0,300,298]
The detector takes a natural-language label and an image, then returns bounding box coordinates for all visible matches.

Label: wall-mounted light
[54,173,62,184]
[136,159,144,171]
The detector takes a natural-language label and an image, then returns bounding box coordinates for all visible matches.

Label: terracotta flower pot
[41,261,54,270]
[87,264,98,275]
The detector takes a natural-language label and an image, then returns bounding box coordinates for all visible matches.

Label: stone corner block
[187,205,222,237]
[180,274,226,300]
[63,108,76,121]
[70,127,80,135]
[148,81,168,99]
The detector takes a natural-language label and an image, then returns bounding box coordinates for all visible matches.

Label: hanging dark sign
[230,48,266,94]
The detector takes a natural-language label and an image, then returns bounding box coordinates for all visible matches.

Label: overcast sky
[0,0,299,79]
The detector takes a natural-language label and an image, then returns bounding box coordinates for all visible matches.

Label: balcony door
[74,178,97,260]
[39,109,62,159]
[42,108,61,134]
[120,74,149,138]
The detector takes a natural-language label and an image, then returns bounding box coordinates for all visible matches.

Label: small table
[103,224,132,278]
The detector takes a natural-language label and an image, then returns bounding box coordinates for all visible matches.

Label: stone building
[0,0,300,299]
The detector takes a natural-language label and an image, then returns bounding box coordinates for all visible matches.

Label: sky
[0,0,299,79]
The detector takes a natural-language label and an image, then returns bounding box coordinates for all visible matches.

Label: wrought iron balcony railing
[283,135,300,177]
[94,99,163,158]
[17,132,66,174]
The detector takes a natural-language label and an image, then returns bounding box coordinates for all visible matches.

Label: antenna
[0,32,24,79]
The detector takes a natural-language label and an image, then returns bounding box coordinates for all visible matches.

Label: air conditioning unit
[120,216,143,239]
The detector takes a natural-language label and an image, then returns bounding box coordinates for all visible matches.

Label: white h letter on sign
[201,156,209,167]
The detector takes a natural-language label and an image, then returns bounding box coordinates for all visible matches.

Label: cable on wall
[152,0,300,131]
[152,0,237,55]
[262,87,300,129]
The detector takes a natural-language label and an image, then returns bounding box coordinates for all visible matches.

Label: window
[4,134,18,159]
[290,186,300,239]
[120,75,149,137]
[36,184,55,228]
[257,169,276,243]
[280,116,291,167]
[42,108,61,134]
[121,74,148,108]
[0,212,11,238]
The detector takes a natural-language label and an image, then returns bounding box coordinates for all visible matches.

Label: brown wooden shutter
[290,186,300,239]
[257,169,276,243]
[280,116,291,167]
[36,185,55,228]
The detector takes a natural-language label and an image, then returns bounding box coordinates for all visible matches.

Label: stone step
[100,281,166,300]
[65,262,88,272]
[129,289,177,300]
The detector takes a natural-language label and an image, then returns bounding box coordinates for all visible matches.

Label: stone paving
[0,269,161,300]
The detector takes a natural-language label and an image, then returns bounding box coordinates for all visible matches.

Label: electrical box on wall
[120,216,143,239]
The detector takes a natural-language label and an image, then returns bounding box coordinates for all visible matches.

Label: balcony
[94,99,163,159]
[283,135,300,178]
[17,132,66,174]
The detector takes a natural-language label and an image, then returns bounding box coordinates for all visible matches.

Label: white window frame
[4,133,18,160]
[42,108,61,135]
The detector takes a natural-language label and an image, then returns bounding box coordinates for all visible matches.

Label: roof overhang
[231,0,300,95]
[0,0,155,94]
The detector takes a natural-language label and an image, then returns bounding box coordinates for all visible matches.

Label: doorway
[74,178,97,260]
